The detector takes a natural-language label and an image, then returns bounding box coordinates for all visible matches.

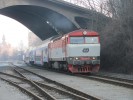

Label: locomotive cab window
[85,37,98,44]
[70,37,99,44]
[70,37,84,44]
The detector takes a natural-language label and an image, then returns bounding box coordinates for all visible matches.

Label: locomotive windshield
[70,37,98,44]
[70,37,84,44]
[85,37,98,43]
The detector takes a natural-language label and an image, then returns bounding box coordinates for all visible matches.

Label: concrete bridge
[0,0,108,40]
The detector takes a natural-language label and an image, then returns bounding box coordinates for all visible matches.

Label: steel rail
[0,77,43,100]
[0,71,56,100]
[13,68,26,78]
[92,73,133,83]
[34,81,88,100]
[13,67,89,100]
[76,74,133,89]
[42,65,133,84]
[24,64,133,89]
[12,65,103,100]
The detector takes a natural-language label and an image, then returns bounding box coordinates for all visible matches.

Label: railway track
[30,65,133,89]
[54,69,133,89]
[92,73,133,83]
[75,73,133,89]
[0,64,103,100]
[0,72,49,100]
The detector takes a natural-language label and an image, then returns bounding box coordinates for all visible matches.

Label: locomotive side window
[70,37,84,44]
[85,37,98,44]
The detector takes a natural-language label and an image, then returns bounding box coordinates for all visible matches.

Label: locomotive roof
[67,29,99,36]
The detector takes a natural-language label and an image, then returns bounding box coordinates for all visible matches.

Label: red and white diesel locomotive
[24,29,100,73]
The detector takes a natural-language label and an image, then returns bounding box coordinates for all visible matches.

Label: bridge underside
[0,5,78,40]
[0,0,108,40]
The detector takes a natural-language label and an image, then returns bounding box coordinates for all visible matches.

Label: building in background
[0,34,14,60]
[0,34,25,61]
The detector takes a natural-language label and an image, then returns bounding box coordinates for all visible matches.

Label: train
[24,29,100,73]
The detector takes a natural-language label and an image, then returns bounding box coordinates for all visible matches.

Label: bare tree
[101,0,133,74]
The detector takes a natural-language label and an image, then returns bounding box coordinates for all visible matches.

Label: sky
[0,14,29,48]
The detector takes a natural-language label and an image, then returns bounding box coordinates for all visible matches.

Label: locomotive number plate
[82,48,89,53]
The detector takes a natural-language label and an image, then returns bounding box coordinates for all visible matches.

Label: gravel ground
[0,61,133,100]
[0,61,31,100]
[98,71,133,80]
[23,66,133,100]
[0,79,31,100]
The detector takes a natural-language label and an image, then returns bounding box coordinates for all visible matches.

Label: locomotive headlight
[75,57,79,60]
[92,57,96,60]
